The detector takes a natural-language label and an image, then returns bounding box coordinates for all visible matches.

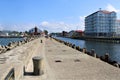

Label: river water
[55,37,120,63]
[0,38,23,46]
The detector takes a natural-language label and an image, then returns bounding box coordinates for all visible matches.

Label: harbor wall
[0,37,41,80]
[52,37,120,68]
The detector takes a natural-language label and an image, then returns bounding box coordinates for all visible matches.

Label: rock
[113,63,119,68]
[1,46,7,53]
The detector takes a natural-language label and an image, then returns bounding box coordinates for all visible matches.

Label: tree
[44,30,48,35]
[24,31,29,35]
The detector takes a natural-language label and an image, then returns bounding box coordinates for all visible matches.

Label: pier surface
[44,38,120,80]
[1,38,120,80]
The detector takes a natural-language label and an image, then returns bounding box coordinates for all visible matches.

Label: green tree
[44,30,48,35]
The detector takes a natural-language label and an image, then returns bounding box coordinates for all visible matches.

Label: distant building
[29,27,42,35]
[0,31,9,36]
[68,30,84,38]
[116,20,120,36]
[62,31,68,37]
[68,30,75,37]
[75,30,84,37]
[85,9,118,37]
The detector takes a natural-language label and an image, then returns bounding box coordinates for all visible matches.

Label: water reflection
[0,38,23,46]
[55,37,120,62]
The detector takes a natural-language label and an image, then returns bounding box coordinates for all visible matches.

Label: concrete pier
[0,38,42,80]
[43,38,120,80]
[1,37,120,80]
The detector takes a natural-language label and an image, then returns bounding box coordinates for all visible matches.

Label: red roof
[99,10,115,14]
[75,30,83,33]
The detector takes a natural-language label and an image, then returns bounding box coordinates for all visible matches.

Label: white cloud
[0,17,85,32]
[106,4,120,12]
[79,16,85,30]
[105,4,120,18]
[40,21,85,33]
[19,24,36,31]
[40,21,49,26]
[0,24,3,31]
[40,21,68,32]
[0,23,37,32]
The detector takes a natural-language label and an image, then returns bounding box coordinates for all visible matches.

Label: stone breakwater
[0,36,42,80]
[52,37,120,68]
[1,37,120,80]
[0,36,40,54]
[40,37,120,80]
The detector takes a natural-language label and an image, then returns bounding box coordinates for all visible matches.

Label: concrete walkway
[44,38,120,80]
[22,38,120,80]
[22,38,45,80]
[0,38,42,80]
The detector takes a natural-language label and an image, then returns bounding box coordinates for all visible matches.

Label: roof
[85,10,116,18]
[29,27,42,33]
[75,30,83,33]
[99,10,114,14]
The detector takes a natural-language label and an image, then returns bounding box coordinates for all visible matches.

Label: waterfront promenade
[45,38,120,80]
[0,37,41,80]
[23,38,120,80]
[1,37,120,80]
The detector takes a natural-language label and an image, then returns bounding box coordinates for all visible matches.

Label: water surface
[55,37,120,63]
[0,38,23,46]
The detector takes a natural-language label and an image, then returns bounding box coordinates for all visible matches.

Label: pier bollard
[79,48,83,52]
[14,42,18,47]
[22,40,25,44]
[24,40,27,43]
[8,42,13,47]
[41,40,43,43]
[76,46,80,51]
[32,56,43,75]
[104,53,109,62]
[66,42,69,46]
[113,63,119,68]
[100,56,104,61]
[18,41,21,46]
[82,48,86,53]
[96,54,100,58]
[0,45,2,54]
[64,42,66,45]
[91,49,96,57]
[69,43,71,46]
[74,45,76,49]
[72,44,75,48]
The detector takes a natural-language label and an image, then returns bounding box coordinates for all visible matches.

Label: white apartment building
[85,9,118,37]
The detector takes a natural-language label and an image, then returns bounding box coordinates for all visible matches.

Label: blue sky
[0,0,120,32]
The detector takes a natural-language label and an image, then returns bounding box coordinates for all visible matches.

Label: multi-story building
[116,20,120,36]
[85,9,117,37]
[68,30,84,38]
